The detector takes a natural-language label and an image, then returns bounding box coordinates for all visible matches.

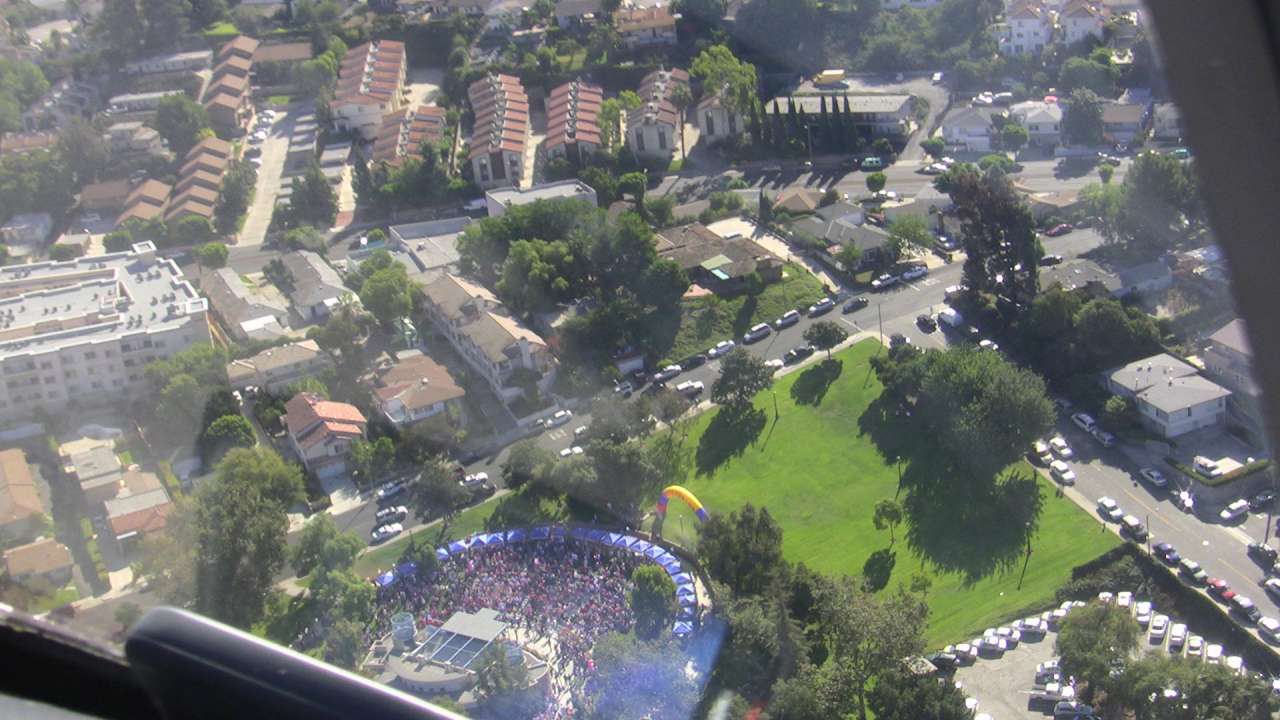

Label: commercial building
[1106,353,1231,438]
[544,79,603,163]
[468,74,529,190]
[284,392,367,478]
[420,274,556,406]
[484,180,597,218]
[627,68,688,162]
[764,91,914,139]
[0,242,210,422]
[227,339,334,393]
[372,105,448,166]
[333,40,408,140]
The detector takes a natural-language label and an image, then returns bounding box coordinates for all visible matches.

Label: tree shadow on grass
[862,548,896,592]
[900,467,1044,586]
[731,295,758,337]
[695,406,767,476]
[484,485,568,531]
[790,359,843,406]
[855,394,921,466]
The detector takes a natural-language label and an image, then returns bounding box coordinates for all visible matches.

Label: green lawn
[658,263,826,364]
[351,496,501,579]
[28,584,80,613]
[266,95,292,106]
[652,340,1119,647]
[201,20,238,38]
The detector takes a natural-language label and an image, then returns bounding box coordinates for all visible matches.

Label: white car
[464,472,489,484]
[1186,634,1204,659]
[1205,643,1223,664]
[1225,655,1245,675]
[742,323,772,343]
[1098,591,1115,603]
[978,338,1000,352]
[948,642,979,663]
[995,626,1021,648]
[559,447,573,458]
[901,265,928,281]
[653,365,683,382]
[708,340,736,358]
[1097,497,1123,521]
[1016,616,1048,637]
[1139,467,1168,488]
[1149,614,1169,641]
[375,505,407,523]
[1117,591,1133,608]
[570,446,584,455]
[1032,439,1053,465]
[675,380,705,397]
[1258,616,1280,644]
[1168,623,1187,651]
[774,310,801,328]
[371,522,403,542]
[765,358,784,372]
[1071,412,1096,432]
[546,409,574,427]
[573,425,588,438]
[1135,601,1153,626]
[376,481,406,500]
[1220,499,1250,522]
[1050,460,1075,485]
[871,273,899,290]
[1264,578,1280,601]
[807,298,836,316]
[1049,436,1073,459]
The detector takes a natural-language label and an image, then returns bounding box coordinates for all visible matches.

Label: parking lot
[239,105,300,246]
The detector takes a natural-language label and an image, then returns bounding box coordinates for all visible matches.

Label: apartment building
[695,91,745,144]
[1002,0,1053,55]
[1106,353,1231,439]
[332,40,408,140]
[227,339,334,394]
[484,180,598,218]
[468,73,529,190]
[627,68,688,162]
[420,274,556,406]
[371,105,448,166]
[544,79,603,164]
[1059,0,1105,45]
[614,6,679,48]
[123,49,213,76]
[0,242,211,422]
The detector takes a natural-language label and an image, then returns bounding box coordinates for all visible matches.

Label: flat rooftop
[389,217,470,271]
[0,242,205,359]
[485,180,595,206]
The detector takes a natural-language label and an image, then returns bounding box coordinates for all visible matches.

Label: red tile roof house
[283,392,368,479]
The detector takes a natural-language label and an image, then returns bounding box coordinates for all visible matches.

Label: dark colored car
[843,296,869,313]
[889,333,910,349]
[1250,490,1277,511]
[1153,542,1180,565]
[681,354,708,370]
[916,314,937,332]
[1248,542,1279,566]
[1207,578,1232,600]
[1039,254,1064,266]
[783,345,816,364]
[1045,223,1074,236]
[926,652,958,671]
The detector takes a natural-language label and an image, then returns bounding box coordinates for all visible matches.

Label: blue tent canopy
[569,527,590,540]
[617,535,640,548]
[550,526,567,537]
[676,582,696,596]
[672,573,693,585]
[375,571,396,587]
[396,562,417,576]
[664,564,683,577]
[606,532,624,545]
[586,529,608,542]
[645,545,667,560]
[673,621,693,635]
[679,607,696,619]
[435,548,449,561]
[531,526,551,540]
[507,528,528,542]
[631,540,653,554]
[679,596,697,608]
[447,540,467,553]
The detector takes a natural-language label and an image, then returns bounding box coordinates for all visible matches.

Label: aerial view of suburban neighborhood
[0,0,1275,716]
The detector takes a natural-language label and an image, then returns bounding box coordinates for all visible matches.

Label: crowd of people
[366,536,654,715]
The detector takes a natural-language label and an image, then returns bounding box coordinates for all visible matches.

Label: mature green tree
[307,305,371,368]
[835,244,862,272]
[1078,182,1127,243]
[347,437,396,486]
[629,564,676,640]
[501,439,555,490]
[867,667,972,720]
[1072,298,1161,373]
[191,448,305,628]
[155,373,205,437]
[768,658,860,720]
[586,392,652,442]
[865,171,887,193]
[1000,122,1029,153]
[916,347,1055,482]
[289,514,363,576]
[1059,57,1116,96]
[57,119,109,184]
[94,0,143,61]
[215,160,256,234]
[309,566,375,622]
[921,136,945,158]
[199,414,255,464]
[711,348,773,410]
[145,343,228,390]
[803,321,848,361]
[815,579,929,720]
[152,94,209,159]
[716,595,808,702]
[168,215,215,247]
[358,265,413,327]
[690,44,758,115]
[322,618,364,670]
[871,498,903,545]
[1056,601,1140,699]
[140,0,189,50]
[945,164,1040,305]
[1116,150,1200,252]
[406,456,468,534]
[697,503,785,596]
[194,242,228,269]
[48,245,84,261]
[579,166,618,206]
[1062,88,1105,146]
[584,633,699,720]
[0,149,74,217]
[0,59,49,132]
[294,57,337,97]
[1109,654,1271,720]
[474,643,534,715]
[886,214,934,260]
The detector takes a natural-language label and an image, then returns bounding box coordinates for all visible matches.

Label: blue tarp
[396,562,417,576]
[375,571,396,587]
[435,548,449,561]
[673,621,693,635]
[672,573,693,585]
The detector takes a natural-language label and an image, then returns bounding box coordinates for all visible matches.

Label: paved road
[239,105,303,247]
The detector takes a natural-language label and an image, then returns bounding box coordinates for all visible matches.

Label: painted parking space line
[840,318,862,331]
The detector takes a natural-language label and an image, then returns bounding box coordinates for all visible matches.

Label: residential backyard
[650,339,1120,647]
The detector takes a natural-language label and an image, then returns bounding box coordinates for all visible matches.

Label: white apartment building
[628,68,689,162]
[695,92,745,144]
[485,180,598,218]
[420,274,556,406]
[0,242,210,422]
[1002,1,1053,55]
[1106,353,1231,439]
[1058,0,1105,46]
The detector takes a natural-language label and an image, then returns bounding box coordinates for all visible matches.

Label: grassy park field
[652,339,1119,646]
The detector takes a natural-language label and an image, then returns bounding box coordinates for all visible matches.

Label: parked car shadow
[790,359,843,406]
[695,406,768,476]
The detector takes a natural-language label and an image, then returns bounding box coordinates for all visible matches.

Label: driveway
[239,104,303,246]
[406,66,444,108]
